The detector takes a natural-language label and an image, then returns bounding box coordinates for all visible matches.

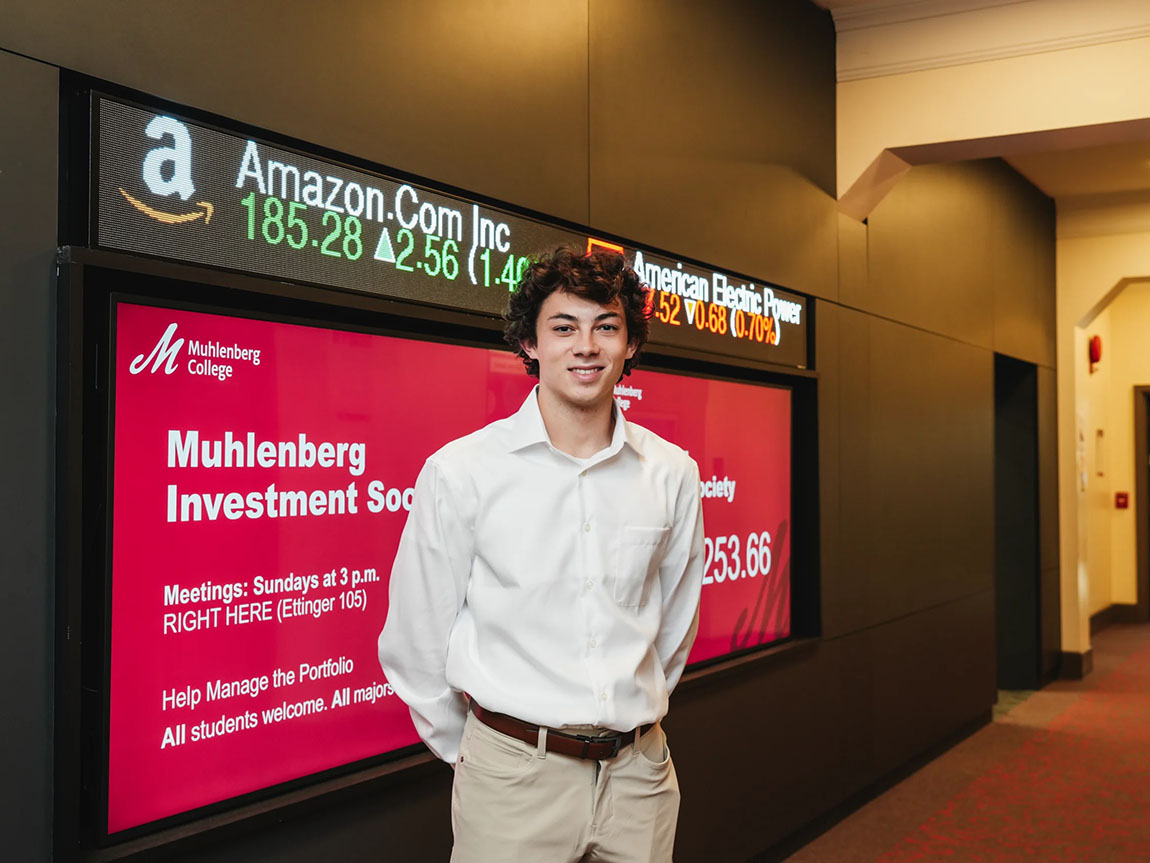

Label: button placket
[578,466,603,710]
[580,469,592,592]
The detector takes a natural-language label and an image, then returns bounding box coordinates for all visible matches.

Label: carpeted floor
[785,623,1150,862]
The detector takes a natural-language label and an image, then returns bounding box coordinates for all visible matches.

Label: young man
[378,246,704,862]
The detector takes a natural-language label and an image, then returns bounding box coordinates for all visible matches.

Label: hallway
[787,623,1150,862]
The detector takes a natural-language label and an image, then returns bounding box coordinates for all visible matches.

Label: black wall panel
[0,0,592,224]
[848,159,1054,371]
[863,161,1000,350]
[673,591,995,862]
[866,318,994,621]
[162,764,454,863]
[867,589,996,773]
[824,589,995,806]
[826,306,874,639]
[671,642,848,862]
[1038,365,1062,680]
[824,309,996,634]
[588,0,839,300]
[989,163,1056,368]
[816,299,842,636]
[0,49,58,863]
[1038,366,1060,573]
[837,210,868,303]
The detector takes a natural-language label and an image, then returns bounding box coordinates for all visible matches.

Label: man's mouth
[571,366,603,378]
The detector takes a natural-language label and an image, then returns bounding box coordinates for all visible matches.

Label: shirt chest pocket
[614,525,672,608]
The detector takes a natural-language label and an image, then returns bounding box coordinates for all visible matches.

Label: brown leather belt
[471,702,653,761]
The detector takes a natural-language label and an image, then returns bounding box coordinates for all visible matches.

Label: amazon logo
[119,115,214,225]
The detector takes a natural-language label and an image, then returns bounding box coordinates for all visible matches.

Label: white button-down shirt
[378,388,704,763]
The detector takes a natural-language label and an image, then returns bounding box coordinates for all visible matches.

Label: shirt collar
[506,386,642,460]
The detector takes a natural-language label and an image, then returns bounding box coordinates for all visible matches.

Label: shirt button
[583,523,591,533]
[590,638,598,647]
[585,579,594,590]
[600,692,608,701]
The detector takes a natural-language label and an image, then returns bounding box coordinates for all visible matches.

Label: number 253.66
[703,532,772,585]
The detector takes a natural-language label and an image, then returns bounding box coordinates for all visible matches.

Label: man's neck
[536,389,616,458]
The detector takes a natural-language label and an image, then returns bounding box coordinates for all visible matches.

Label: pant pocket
[459,714,535,778]
[636,723,671,769]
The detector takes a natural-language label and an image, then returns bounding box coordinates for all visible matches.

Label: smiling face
[523,290,637,418]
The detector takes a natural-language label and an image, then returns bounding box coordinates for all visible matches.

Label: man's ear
[625,339,638,360]
[521,340,538,359]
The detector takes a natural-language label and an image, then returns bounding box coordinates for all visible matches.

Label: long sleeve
[654,460,704,694]
[377,458,474,763]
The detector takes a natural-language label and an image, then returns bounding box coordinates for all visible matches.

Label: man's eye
[554,326,573,333]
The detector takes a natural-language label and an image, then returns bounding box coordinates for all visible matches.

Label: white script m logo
[130,323,184,375]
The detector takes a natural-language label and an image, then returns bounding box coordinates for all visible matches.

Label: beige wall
[1104,284,1150,606]
[1057,204,1150,645]
[1066,273,1150,620]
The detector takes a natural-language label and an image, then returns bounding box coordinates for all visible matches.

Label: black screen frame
[56,247,818,856]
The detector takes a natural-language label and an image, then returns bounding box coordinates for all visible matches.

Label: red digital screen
[107,301,791,833]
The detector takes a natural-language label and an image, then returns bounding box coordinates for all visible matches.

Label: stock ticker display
[95,97,808,368]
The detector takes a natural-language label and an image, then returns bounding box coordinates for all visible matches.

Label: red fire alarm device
[1089,335,1103,373]
[1116,491,1129,509]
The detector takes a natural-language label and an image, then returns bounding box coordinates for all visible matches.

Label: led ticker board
[94,96,808,368]
[107,297,791,834]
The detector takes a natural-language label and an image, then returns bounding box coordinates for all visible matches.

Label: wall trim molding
[1059,649,1094,679]
[838,24,1150,81]
[1089,603,1143,635]
[829,0,1025,32]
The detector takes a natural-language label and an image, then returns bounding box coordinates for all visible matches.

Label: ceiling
[1006,143,1150,201]
[809,0,1150,201]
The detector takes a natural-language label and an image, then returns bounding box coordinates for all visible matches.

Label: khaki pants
[450,711,680,862]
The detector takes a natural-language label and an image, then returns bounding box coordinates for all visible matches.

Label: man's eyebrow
[544,310,622,322]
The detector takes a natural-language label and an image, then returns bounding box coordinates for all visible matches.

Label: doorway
[994,354,1041,690]
[1131,387,1150,621]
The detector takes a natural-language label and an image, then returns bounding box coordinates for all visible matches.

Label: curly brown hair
[504,245,651,378]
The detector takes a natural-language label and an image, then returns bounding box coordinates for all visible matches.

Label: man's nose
[573,328,598,354]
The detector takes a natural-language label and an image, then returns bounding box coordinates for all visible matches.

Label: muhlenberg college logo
[118,115,214,225]
[130,322,262,382]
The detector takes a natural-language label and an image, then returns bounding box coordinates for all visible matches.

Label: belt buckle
[572,732,622,759]
[605,734,623,758]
